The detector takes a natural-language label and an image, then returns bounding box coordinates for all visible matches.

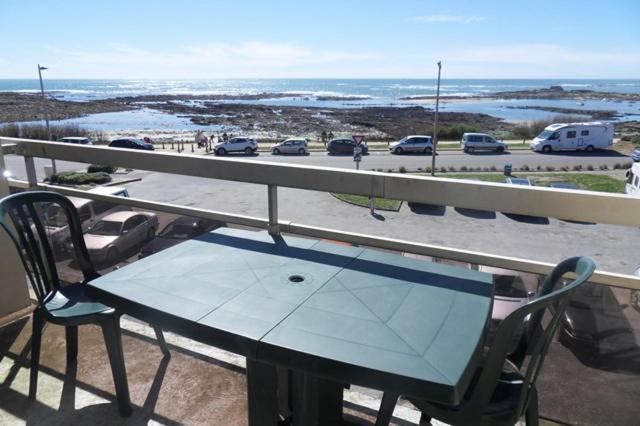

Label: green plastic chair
[375,256,596,426]
[0,191,170,417]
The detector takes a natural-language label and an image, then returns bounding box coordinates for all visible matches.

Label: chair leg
[525,387,539,426]
[100,315,132,417]
[419,413,432,425]
[375,392,399,426]
[29,309,45,400]
[66,326,78,364]
[153,326,171,358]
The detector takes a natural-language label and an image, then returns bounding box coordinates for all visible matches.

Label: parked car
[505,177,533,186]
[389,135,433,155]
[58,136,92,145]
[559,281,636,363]
[270,138,309,155]
[529,122,613,153]
[84,211,158,264]
[42,186,131,252]
[625,163,640,197]
[632,148,640,162]
[139,216,220,258]
[461,133,507,153]
[549,182,578,190]
[109,138,155,151]
[213,137,258,155]
[326,138,368,155]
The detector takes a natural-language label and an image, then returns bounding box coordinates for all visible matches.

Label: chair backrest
[464,256,596,420]
[0,191,98,303]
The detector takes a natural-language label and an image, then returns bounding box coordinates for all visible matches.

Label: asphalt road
[2,147,633,181]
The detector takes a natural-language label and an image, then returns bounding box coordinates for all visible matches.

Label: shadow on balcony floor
[0,314,419,425]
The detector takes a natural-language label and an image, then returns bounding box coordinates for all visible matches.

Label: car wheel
[244,147,252,155]
[463,147,469,153]
[106,247,119,264]
[585,145,594,153]
[468,147,475,153]
[395,147,403,154]
[298,148,305,155]
[496,146,505,153]
[542,145,552,153]
[147,227,156,240]
[329,148,336,155]
[273,148,280,155]
[424,147,432,155]
[216,148,226,156]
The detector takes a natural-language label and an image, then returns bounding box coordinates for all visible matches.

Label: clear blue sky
[1,0,638,79]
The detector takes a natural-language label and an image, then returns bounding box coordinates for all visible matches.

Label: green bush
[49,171,111,185]
[573,164,583,171]
[599,164,608,170]
[521,164,530,171]
[437,124,479,140]
[87,164,118,174]
[399,166,407,173]
[586,164,594,171]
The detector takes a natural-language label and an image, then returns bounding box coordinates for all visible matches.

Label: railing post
[0,141,32,321]
[268,185,279,235]
[24,156,38,190]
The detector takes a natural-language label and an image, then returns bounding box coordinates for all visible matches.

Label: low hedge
[87,164,118,173]
[49,171,112,185]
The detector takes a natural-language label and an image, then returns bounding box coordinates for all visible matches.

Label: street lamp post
[38,64,56,174]
[430,61,442,177]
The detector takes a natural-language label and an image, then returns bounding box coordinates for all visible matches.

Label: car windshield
[159,223,196,239]
[397,137,409,144]
[90,220,122,236]
[494,275,528,298]
[43,205,66,228]
[537,130,554,140]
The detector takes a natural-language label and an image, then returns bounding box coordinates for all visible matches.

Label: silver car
[462,133,507,153]
[389,135,433,155]
[84,211,158,264]
[270,138,309,155]
[213,137,258,156]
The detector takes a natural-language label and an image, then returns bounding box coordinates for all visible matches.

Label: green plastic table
[87,228,493,425]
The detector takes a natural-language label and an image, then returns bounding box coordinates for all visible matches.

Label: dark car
[138,216,220,258]
[559,282,636,365]
[109,138,155,151]
[326,138,368,155]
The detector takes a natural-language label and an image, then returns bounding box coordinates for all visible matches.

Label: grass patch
[433,173,625,193]
[332,193,402,211]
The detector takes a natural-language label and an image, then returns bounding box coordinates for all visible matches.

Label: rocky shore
[402,85,640,102]
[0,92,509,139]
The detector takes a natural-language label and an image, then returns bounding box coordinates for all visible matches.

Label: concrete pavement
[3,151,638,275]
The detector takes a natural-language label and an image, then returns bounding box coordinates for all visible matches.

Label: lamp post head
[38,66,48,71]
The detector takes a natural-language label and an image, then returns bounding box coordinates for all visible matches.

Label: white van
[625,163,640,197]
[530,122,614,153]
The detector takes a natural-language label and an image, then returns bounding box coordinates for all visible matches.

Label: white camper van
[529,122,614,153]
[625,163,640,197]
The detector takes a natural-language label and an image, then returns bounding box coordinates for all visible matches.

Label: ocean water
[2,79,639,129]
[2,78,640,101]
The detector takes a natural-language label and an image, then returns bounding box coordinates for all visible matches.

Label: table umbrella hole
[288,274,305,283]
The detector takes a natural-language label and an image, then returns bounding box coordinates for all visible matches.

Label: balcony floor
[1,313,438,425]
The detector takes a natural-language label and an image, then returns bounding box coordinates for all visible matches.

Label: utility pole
[38,64,57,174]
[431,61,442,176]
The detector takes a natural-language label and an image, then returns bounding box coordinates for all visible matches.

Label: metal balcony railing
[1,136,639,290]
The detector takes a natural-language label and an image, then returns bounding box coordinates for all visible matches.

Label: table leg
[246,359,279,426]
[291,371,343,426]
